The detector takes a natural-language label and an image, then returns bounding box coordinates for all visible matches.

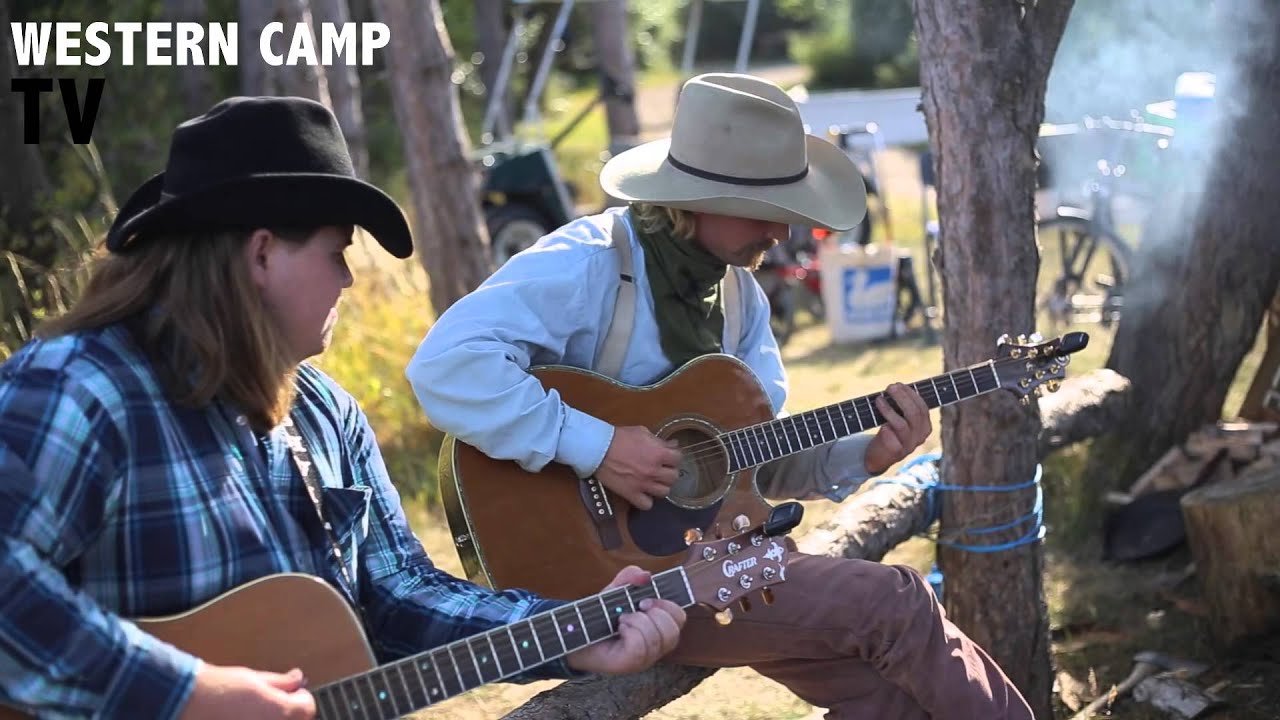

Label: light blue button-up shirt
[407,208,873,502]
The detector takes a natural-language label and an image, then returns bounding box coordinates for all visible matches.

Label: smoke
[1037,0,1271,326]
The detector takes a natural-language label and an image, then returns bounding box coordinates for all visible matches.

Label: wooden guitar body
[441,354,776,600]
[0,574,375,720]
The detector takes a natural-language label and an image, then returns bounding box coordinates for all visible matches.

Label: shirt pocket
[321,485,372,556]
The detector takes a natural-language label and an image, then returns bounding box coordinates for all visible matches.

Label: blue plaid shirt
[0,323,571,719]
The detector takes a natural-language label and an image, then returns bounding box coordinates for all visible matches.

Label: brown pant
[665,553,1035,720]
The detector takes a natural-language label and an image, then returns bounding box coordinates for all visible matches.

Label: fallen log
[1038,369,1132,457]
[504,374,1126,719]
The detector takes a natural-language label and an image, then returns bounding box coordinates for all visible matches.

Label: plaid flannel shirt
[0,323,571,719]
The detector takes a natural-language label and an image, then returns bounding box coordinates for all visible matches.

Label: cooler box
[819,242,899,343]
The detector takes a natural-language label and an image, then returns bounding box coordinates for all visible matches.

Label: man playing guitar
[0,96,684,719]
[409,73,1034,719]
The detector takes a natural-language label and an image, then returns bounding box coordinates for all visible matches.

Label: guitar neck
[723,359,1003,472]
[312,566,694,719]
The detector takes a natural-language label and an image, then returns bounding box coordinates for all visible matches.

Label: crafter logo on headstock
[722,556,759,578]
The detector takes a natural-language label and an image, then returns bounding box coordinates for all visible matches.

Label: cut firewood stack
[1108,421,1280,649]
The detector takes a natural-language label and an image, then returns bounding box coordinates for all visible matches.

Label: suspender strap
[281,415,365,616]
[722,266,742,357]
[596,210,744,376]
[596,212,637,378]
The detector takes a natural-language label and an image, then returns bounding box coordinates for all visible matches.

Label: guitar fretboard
[722,360,1001,472]
[313,567,693,719]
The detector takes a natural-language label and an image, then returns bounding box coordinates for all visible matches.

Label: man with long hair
[408,74,1034,719]
[0,96,684,719]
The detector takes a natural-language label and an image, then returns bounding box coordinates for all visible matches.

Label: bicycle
[912,115,1172,331]
[1035,115,1172,328]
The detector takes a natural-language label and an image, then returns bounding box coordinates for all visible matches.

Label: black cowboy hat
[106,96,413,258]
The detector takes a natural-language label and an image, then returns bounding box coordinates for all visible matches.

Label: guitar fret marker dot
[379,691,387,701]
[566,623,576,633]
[521,640,529,648]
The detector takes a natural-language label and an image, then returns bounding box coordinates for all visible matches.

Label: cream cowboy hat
[599,73,866,231]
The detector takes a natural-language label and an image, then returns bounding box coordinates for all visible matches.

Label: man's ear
[244,228,276,289]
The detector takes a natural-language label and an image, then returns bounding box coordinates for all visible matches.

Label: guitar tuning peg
[1019,395,1031,406]
[1016,334,1028,344]
[1030,332,1044,343]
[714,608,734,625]
[1046,380,1061,393]
[739,597,752,613]
[731,514,751,532]
[713,523,723,540]
[683,528,703,546]
[761,588,775,605]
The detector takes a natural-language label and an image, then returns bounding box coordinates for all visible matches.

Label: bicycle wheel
[1035,213,1133,327]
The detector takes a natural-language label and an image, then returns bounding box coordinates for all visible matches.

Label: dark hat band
[666,153,809,187]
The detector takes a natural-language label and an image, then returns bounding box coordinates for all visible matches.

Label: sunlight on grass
[312,229,443,503]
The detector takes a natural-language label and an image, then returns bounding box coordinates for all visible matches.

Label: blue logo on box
[841,266,895,322]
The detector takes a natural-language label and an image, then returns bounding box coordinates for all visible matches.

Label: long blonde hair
[629,203,698,241]
[40,229,311,432]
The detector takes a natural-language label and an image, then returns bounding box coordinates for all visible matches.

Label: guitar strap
[596,211,742,379]
[281,414,368,625]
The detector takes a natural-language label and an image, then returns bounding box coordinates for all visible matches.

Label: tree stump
[1180,463,1280,647]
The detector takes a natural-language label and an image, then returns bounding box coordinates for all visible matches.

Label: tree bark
[588,0,640,156]
[914,2,1074,716]
[238,0,278,96]
[1087,0,1280,491]
[372,0,493,313]
[163,0,214,117]
[473,0,512,140]
[311,0,370,178]
[277,0,333,106]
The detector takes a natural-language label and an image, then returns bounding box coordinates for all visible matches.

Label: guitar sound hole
[666,427,731,508]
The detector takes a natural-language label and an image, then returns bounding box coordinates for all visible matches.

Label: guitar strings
[661,353,1058,466]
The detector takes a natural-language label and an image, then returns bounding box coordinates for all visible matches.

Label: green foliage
[787,0,918,90]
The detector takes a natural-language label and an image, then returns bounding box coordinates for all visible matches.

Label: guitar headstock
[680,502,802,619]
[994,331,1090,402]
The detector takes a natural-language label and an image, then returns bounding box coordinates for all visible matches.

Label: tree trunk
[239,0,278,96]
[0,0,50,238]
[914,2,1074,716]
[473,0,511,140]
[1181,463,1280,649]
[163,0,213,117]
[0,0,53,350]
[588,0,640,156]
[277,0,333,106]
[1087,0,1280,491]
[311,0,370,178]
[372,0,493,313]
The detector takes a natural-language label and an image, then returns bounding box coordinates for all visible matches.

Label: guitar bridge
[581,476,622,550]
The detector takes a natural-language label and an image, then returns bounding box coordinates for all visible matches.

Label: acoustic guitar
[0,505,801,720]
[441,331,1088,599]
